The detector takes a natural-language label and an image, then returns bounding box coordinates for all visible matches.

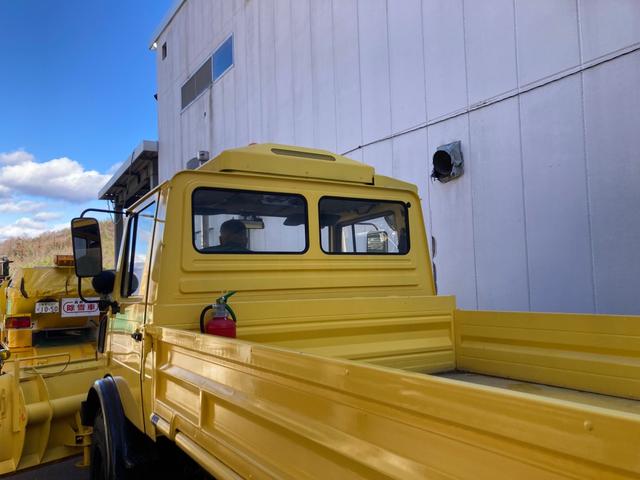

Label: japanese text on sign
[60,297,100,317]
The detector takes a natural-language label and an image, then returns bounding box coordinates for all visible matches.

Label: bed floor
[435,371,640,416]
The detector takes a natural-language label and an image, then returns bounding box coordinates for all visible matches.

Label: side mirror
[71,217,103,278]
[367,231,389,253]
[0,257,10,279]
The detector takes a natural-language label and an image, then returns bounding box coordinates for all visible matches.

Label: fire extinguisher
[199,291,237,338]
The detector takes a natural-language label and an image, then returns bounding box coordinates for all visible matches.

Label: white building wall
[155,0,640,314]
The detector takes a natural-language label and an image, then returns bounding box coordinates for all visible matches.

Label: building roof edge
[148,0,187,49]
[99,140,159,200]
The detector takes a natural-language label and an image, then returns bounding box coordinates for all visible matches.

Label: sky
[0,0,173,241]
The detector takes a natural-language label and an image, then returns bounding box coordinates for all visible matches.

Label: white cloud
[0,152,112,202]
[14,217,45,229]
[0,217,47,241]
[0,149,34,166]
[33,211,63,221]
[0,199,46,213]
[0,216,69,242]
[51,222,70,232]
[0,185,10,199]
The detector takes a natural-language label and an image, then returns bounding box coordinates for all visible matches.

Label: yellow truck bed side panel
[455,309,640,400]
[236,295,455,373]
[150,327,640,480]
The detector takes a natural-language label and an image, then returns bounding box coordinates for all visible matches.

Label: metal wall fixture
[186,150,210,170]
[431,141,464,183]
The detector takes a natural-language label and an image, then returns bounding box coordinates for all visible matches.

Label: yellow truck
[3,143,640,478]
[0,256,105,473]
[1,256,102,350]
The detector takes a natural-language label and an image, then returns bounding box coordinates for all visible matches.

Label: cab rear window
[192,188,308,254]
[319,197,409,255]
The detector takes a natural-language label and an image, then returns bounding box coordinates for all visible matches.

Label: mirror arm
[81,208,128,218]
[76,277,120,313]
[77,277,98,304]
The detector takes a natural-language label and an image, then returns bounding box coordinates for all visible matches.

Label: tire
[90,409,128,480]
[90,410,109,480]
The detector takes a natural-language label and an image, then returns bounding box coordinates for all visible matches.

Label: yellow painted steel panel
[0,348,105,474]
[0,365,27,474]
[151,160,436,340]
[150,326,640,479]
[455,309,640,400]
[0,279,8,318]
[6,329,32,349]
[201,143,376,185]
[5,266,99,336]
[234,295,455,372]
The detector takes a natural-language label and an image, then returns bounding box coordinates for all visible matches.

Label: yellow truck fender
[81,376,141,430]
[112,376,144,431]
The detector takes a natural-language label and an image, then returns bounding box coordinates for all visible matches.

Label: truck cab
[73,143,436,429]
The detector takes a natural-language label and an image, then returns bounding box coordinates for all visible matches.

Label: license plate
[61,297,100,317]
[35,301,59,314]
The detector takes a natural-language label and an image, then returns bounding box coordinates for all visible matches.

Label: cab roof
[196,143,417,193]
[199,144,375,185]
[130,144,417,212]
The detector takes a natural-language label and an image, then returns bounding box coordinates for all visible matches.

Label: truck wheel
[90,410,109,480]
[90,409,128,480]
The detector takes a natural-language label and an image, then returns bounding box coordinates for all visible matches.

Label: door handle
[131,331,143,342]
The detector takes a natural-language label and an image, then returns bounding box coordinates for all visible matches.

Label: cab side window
[121,202,157,297]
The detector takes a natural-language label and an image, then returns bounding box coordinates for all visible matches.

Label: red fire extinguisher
[199,291,237,338]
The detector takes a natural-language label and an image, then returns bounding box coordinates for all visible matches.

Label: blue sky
[0,0,173,241]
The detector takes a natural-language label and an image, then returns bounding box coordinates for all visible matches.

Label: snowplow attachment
[0,350,104,474]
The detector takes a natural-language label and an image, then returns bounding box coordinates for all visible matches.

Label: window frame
[120,201,157,298]
[318,195,411,256]
[191,187,310,255]
[180,57,213,111]
[212,34,234,82]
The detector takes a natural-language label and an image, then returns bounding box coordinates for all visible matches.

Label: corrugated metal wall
[155,0,640,314]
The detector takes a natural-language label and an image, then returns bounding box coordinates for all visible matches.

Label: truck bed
[148,320,640,480]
